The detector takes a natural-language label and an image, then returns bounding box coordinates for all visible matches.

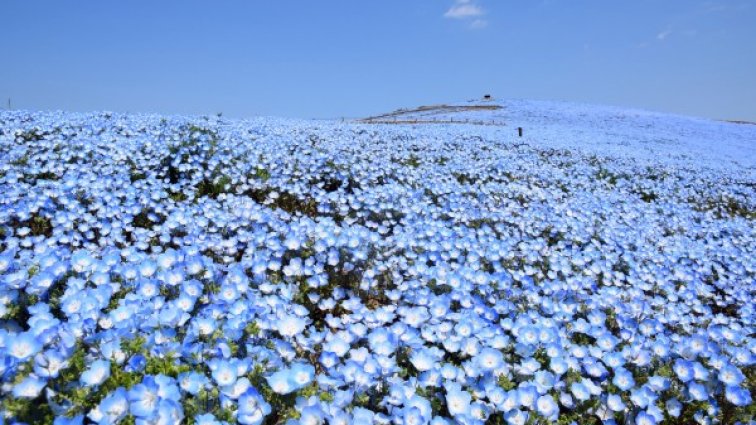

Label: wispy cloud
[470,19,488,29]
[444,0,487,29]
[657,29,673,41]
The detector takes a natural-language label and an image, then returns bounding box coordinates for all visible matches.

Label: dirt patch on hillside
[360,104,503,123]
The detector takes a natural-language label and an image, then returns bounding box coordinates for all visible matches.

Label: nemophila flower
[646,375,670,392]
[517,357,540,376]
[635,410,658,425]
[138,260,158,278]
[210,359,239,387]
[155,399,184,424]
[533,370,556,393]
[90,387,129,425]
[688,382,708,401]
[570,381,591,402]
[324,334,352,357]
[584,359,608,379]
[535,395,558,421]
[630,386,657,409]
[278,315,307,337]
[445,383,472,417]
[353,407,375,423]
[476,347,504,372]
[179,371,209,395]
[71,250,94,272]
[516,385,538,409]
[410,348,438,372]
[290,362,315,387]
[612,367,635,391]
[549,356,569,374]
[237,387,272,425]
[504,409,528,425]
[606,394,626,412]
[673,359,694,382]
[12,374,46,398]
[128,377,161,417]
[665,398,682,417]
[195,413,223,425]
[7,332,43,360]
[53,414,85,425]
[266,363,314,394]
[125,354,146,373]
[33,350,69,378]
[725,384,752,407]
[500,390,520,412]
[80,359,111,387]
[718,364,745,386]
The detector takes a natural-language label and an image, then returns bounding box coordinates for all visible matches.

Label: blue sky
[1,0,754,120]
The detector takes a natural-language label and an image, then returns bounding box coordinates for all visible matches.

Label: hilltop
[360,98,756,173]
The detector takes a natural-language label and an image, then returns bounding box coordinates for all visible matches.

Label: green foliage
[253,167,271,182]
[195,175,233,199]
[497,373,516,391]
[132,208,161,229]
[396,154,421,168]
[144,354,193,378]
[693,195,755,220]
[168,191,189,202]
[11,154,30,166]
[35,171,60,181]
[595,167,619,186]
[244,321,262,337]
[1,394,55,424]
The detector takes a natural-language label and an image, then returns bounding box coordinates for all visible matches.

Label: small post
[518,127,523,137]
[7,98,10,110]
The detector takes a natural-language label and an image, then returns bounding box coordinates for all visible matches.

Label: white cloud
[445,3,484,19]
[657,30,673,41]
[470,19,488,29]
[444,0,487,29]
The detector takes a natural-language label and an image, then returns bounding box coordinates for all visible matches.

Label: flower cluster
[0,106,754,424]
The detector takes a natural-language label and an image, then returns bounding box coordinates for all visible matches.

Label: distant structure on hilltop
[482,94,493,101]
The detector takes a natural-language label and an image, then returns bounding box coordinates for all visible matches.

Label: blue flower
[504,409,528,425]
[53,415,85,425]
[688,382,708,401]
[445,383,471,417]
[12,374,46,398]
[211,359,239,387]
[80,359,111,387]
[635,410,658,425]
[179,371,209,395]
[570,381,591,402]
[195,413,222,425]
[91,387,129,425]
[724,384,751,406]
[155,399,184,424]
[673,359,694,382]
[718,364,745,386]
[476,347,504,372]
[277,315,307,338]
[7,332,42,360]
[535,395,558,421]
[33,350,69,378]
[237,387,272,424]
[611,367,635,391]
[128,377,161,418]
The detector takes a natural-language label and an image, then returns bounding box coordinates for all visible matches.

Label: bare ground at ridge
[359,104,505,126]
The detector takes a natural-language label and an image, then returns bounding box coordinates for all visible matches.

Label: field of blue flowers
[0,107,753,424]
